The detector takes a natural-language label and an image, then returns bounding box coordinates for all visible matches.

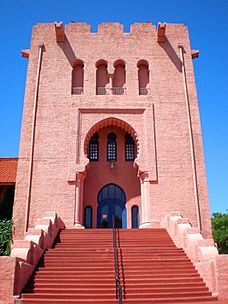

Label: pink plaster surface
[0,213,64,304]
[0,256,33,304]
[13,21,212,238]
[161,212,228,298]
[216,255,228,299]
[0,257,17,304]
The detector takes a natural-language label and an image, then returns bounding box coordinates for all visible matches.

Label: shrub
[212,212,228,254]
[0,219,12,256]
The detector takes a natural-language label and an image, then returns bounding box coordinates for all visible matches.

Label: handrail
[112,216,123,304]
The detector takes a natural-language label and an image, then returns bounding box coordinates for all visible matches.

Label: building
[14,21,211,238]
[0,21,227,303]
[0,158,17,220]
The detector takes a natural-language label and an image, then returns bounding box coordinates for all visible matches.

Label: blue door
[97,184,126,228]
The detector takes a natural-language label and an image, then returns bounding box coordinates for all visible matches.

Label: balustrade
[96,87,126,95]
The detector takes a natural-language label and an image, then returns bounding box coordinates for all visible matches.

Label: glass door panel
[97,184,126,228]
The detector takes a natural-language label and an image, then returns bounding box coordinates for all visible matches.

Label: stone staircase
[20,228,218,303]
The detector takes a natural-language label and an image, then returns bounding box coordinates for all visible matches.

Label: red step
[20,228,218,304]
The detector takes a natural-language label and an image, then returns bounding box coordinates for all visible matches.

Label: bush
[0,219,12,256]
[212,212,228,254]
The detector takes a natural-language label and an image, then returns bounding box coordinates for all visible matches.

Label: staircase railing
[112,216,123,304]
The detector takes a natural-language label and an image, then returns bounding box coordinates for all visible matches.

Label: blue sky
[0,0,227,214]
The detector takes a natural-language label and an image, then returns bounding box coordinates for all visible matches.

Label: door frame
[97,183,126,228]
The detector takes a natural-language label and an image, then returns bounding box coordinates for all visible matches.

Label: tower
[13,21,211,239]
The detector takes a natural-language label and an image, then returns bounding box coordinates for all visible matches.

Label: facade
[13,21,211,239]
[1,21,228,304]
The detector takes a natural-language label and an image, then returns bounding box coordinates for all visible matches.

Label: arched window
[125,133,135,161]
[96,60,109,95]
[84,206,92,228]
[137,60,149,95]
[107,132,117,161]
[89,133,99,161]
[72,60,84,94]
[112,60,126,95]
[131,205,139,228]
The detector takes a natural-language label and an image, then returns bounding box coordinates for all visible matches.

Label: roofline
[0,157,18,160]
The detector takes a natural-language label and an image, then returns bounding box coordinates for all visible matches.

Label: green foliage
[0,219,12,256]
[212,213,228,254]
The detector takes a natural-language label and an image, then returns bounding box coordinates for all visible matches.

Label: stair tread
[20,228,217,303]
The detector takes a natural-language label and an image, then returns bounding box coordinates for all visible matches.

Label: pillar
[139,172,152,228]
[74,172,85,228]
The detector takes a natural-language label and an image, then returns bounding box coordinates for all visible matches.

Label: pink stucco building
[14,21,211,237]
[0,21,227,303]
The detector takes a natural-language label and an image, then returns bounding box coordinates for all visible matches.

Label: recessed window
[96,60,109,95]
[137,60,150,95]
[84,206,92,228]
[107,132,117,161]
[89,133,99,161]
[131,205,139,228]
[112,60,126,95]
[72,60,84,95]
[125,133,135,161]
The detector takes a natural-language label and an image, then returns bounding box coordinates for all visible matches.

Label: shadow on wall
[0,186,14,220]
[57,37,77,67]
[158,38,182,72]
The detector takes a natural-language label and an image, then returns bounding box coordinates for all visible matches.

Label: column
[74,172,85,228]
[139,172,152,228]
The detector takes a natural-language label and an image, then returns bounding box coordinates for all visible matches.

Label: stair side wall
[161,213,228,298]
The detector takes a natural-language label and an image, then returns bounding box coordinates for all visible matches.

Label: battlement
[33,21,187,36]
[65,21,157,34]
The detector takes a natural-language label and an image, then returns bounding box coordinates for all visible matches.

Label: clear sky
[0,0,227,214]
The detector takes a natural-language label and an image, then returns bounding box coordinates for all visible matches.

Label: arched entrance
[97,183,126,228]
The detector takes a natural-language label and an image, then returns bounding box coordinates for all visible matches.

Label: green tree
[0,219,12,256]
[212,212,228,254]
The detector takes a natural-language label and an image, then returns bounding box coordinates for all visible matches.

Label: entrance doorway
[97,183,126,228]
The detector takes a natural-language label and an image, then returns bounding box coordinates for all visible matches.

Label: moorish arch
[84,117,140,162]
[80,117,147,229]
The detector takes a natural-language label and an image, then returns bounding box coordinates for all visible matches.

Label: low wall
[161,212,228,299]
[0,212,64,304]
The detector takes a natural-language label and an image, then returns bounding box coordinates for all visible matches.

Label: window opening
[125,133,135,161]
[96,61,109,95]
[107,132,117,161]
[112,60,126,95]
[137,60,150,95]
[84,206,92,228]
[131,205,139,228]
[89,133,99,161]
[72,60,84,95]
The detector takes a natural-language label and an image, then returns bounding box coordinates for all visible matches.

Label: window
[89,133,99,161]
[125,133,135,161]
[137,60,150,95]
[112,60,126,95]
[131,205,139,228]
[72,60,84,94]
[84,206,92,228]
[96,60,109,95]
[107,132,117,161]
